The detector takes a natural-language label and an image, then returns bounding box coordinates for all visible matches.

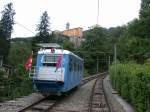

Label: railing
[29,66,38,79]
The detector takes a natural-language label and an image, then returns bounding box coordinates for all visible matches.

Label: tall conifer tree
[36,11,51,43]
[0,3,15,62]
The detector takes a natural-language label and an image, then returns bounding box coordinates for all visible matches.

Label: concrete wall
[103,76,135,112]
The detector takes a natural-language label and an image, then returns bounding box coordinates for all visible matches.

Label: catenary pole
[97,0,100,24]
[114,44,117,75]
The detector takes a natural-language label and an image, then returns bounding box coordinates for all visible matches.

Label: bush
[0,65,33,101]
[83,69,90,77]
[109,62,150,112]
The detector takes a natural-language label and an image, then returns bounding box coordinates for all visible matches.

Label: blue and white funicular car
[30,43,84,95]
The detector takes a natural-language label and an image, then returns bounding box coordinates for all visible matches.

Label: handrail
[29,66,38,78]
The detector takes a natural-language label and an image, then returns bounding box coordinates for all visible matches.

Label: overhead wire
[14,21,36,35]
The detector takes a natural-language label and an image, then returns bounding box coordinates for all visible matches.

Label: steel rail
[17,74,104,112]
[88,73,111,112]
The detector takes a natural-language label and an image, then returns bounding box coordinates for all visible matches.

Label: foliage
[82,27,108,50]
[107,26,126,44]
[62,40,75,51]
[0,0,150,103]
[0,3,15,39]
[109,62,150,112]
[118,36,150,62]
[126,0,150,38]
[49,32,70,45]
[76,27,112,73]
[0,65,33,101]
[0,40,33,101]
[127,18,150,38]
[35,11,51,43]
[32,11,76,63]
[116,0,150,61]
[83,69,90,77]
[140,0,150,20]
[11,37,34,43]
[32,11,51,53]
[32,32,75,52]
[0,3,15,62]
[0,29,9,58]
[7,42,32,67]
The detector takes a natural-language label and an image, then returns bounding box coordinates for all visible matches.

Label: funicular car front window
[43,55,61,66]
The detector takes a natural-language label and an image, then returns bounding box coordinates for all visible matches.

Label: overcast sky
[0,0,141,38]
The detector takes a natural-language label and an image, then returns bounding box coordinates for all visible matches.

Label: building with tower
[62,27,83,46]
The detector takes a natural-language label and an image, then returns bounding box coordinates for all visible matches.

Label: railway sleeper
[31,104,51,110]
[92,96,105,100]
[92,107,109,112]
[94,91,103,94]
[92,102,107,107]
[52,109,82,112]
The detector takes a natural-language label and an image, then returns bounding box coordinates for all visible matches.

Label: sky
[0,0,141,38]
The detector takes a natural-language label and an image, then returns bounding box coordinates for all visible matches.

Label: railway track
[88,75,111,112]
[18,96,60,112]
[18,74,103,112]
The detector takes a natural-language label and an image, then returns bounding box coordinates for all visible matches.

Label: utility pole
[114,44,117,75]
[0,56,3,67]
[97,0,100,25]
[108,55,110,70]
[97,56,99,73]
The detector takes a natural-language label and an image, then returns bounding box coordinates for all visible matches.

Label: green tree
[32,11,51,52]
[139,0,150,38]
[0,29,9,58]
[0,3,15,39]
[35,11,51,43]
[140,0,150,19]
[78,27,111,73]
[7,42,32,67]
[0,3,15,62]
[117,0,150,62]
[63,40,75,51]
[108,26,126,44]
[127,0,150,38]
[118,36,150,62]
[82,27,109,51]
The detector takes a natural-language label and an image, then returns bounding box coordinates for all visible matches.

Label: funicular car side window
[69,57,72,71]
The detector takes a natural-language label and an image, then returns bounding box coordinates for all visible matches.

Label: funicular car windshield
[42,54,61,66]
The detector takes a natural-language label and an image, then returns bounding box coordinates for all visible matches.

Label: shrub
[0,65,33,101]
[109,62,150,112]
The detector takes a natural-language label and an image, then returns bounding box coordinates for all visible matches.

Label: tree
[108,26,126,44]
[118,35,150,62]
[78,27,111,73]
[7,42,32,67]
[140,0,150,19]
[32,11,51,52]
[139,0,150,38]
[0,3,15,40]
[116,0,150,62]
[0,3,15,62]
[35,11,51,43]
[63,40,75,51]
[82,27,109,52]
[128,0,150,38]
[0,29,9,57]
